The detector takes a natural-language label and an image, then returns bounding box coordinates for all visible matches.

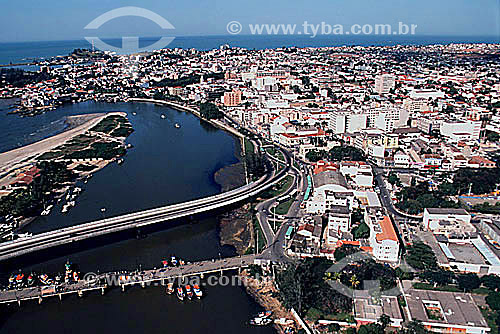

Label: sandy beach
[0,112,118,179]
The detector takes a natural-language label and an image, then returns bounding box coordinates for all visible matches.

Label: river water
[0,100,274,334]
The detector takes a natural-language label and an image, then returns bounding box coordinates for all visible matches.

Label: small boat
[73,271,79,282]
[166,282,174,295]
[8,274,15,287]
[27,274,35,286]
[162,260,169,268]
[65,260,72,274]
[174,123,180,128]
[161,114,166,119]
[65,273,71,284]
[176,287,185,301]
[117,158,124,165]
[171,256,178,266]
[193,284,202,299]
[185,285,193,300]
[15,273,25,286]
[132,112,137,116]
[258,311,273,318]
[249,317,272,326]
[179,259,185,266]
[55,274,62,285]
[41,204,53,216]
[39,274,52,285]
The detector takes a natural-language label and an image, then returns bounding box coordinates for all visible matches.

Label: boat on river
[176,287,185,301]
[249,317,272,326]
[185,285,193,300]
[166,282,174,294]
[193,284,202,299]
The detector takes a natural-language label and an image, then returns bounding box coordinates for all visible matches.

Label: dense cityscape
[0,3,499,331]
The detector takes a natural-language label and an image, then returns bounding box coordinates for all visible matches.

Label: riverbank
[0,112,108,178]
[0,112,134,234]
[241,272,295,333]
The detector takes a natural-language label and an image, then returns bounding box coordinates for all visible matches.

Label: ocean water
[0,35,497,66]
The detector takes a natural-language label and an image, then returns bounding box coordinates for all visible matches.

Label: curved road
[0,148,291,261]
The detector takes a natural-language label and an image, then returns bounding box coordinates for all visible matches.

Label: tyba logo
[84,7,175,53]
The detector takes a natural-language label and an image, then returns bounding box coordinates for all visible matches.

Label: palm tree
[350,274,360,289]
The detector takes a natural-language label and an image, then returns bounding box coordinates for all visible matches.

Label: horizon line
[0,33,499,45]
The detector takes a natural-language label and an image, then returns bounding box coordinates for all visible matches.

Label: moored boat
[15,273,25,286]
[162,260,169,268]
[185,285,193,300]
[171,256,178,266]
[176,287,185,301]
[257,311,273,318]
[249,317,272,326]
[39,274,52,285]
[27,274,34,286]
[193,284,202,299]
[166,282,174,294]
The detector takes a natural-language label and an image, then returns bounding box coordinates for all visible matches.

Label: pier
[0,254,257,305]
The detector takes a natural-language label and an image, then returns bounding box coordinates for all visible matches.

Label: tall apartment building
[374,74,395,94]
[223,89,242,106]
[329,111,367,134]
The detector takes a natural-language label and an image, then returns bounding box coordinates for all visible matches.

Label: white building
[365,207,399,262]
[440,119,481,142]
[374,74,395,94]
[423,208,471,231]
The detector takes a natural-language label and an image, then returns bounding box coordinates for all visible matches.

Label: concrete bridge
[0,149,291,262]
[0,255,258,305]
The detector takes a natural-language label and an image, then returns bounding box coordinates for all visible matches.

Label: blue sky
[0,0,498,42]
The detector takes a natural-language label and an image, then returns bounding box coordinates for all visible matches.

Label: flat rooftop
[405,289,489,329]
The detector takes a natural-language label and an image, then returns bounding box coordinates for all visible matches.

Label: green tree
[398,320,431,334]
[487,132,500,142]
[199,102,223,120]
[486,291,500,311]
[420,269,455,286]
[405,242,437,271]
[352,222,370,239]
[456,273,480,292]
[481,274,500,292]
[387,172,401,187]
[334,244,361,261]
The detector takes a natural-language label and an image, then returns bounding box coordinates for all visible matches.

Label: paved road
[0,147,291,261]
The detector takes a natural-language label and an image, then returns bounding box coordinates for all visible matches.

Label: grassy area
[90,115,132,136]
[472,287,493,295]
[260,175,294,199]
[252,211,266,252]
[275,196,295,215]
[266,147,285,162]
[244,138,254,155]
[305,308,355,323]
